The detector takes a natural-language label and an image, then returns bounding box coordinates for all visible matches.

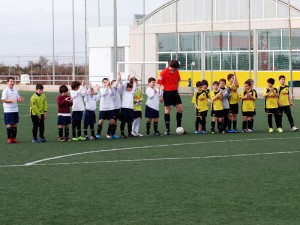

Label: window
[205,32,229,51]
[157,33,177,52]
[179,33,201,51]
[221,52,237,70]
[230,31,252,51]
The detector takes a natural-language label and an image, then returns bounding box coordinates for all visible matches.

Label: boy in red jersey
[157,60,185,135]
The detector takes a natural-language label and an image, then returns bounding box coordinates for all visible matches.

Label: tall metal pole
[142,0,146,93]
[72,0,76,81]
[248,0,251,79]
[98,0,101,27]
[210,0,214,83]
[52,0,55,85]
[175,0,178,60]
[113,0,118,79]
[85,0,88,81]
[288,0,294,98]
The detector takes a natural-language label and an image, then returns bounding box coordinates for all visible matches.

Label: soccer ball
[176,127,184,134]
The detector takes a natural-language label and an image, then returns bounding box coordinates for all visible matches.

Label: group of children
[1,73,298,144]
[192,73,298,134]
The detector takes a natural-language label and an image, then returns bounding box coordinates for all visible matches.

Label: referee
[157,60,185,135]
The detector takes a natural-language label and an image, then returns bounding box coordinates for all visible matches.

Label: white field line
[0,150,299,168]
[15,136,298,166]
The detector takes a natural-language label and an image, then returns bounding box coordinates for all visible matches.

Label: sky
[0,0,167,66]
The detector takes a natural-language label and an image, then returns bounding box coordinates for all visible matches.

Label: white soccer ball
[176,127,184,134]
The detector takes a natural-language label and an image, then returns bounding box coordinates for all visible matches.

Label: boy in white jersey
[96,78,119,139]
[145,77,162,136]
[131,77,144,137]
[83,84,100,140]
[1,77,24,144]
[119,75,137,138]
[70,80,86,141]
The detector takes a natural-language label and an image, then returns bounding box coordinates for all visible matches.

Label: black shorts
[99,110,115,120]
[278,105,291,115]
[134,111,142,119]
[57,115,71,126]
[145,105,159,119]
[4,112,19,125]
[229,104,239,114]
[222,109,230,117]
[114,108,121,120]
[84,110,96,126]
[242,111,255,117]
[196,110,208,117]
[211,110,223,118]
[163,90,182,107]
[265,108,279,114]
[72,111,83,121]
[120,108,134,122]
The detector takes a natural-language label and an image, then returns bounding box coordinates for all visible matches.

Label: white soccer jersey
[121,82,137,109]
[146,87,160,111]
[1,87,20,113]
[84,90,100,111]
[99,87,115,111]
[70,86,86,111]
[112,81,122,109]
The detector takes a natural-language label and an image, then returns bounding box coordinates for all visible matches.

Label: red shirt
[157,67,181,91]
[57,95,73,114]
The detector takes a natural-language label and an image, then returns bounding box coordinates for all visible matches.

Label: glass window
[193,0,204,22]
[178,53,187,70]
[237,52,253,70]
[264,0,276,19]
[292,52,300,70]
[228,0,239,20]
[216,0,228,21]
[258,30,281,50]
[258,52,273,70]
[157,33,177,52]
[274,52,289,70]
[182,0,194,22]
[187,53,201,70]
[221,52,237,70]
[158,53,172,70]
[162,7,172,24]
[252,0,263,19]
[205,53,220,70]
[205,32,229,51]
[229,31,252,50]
[239,0,249,20]
[179,33,201,51]
[116,47,125,72]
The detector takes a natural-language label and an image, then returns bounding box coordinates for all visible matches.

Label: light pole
[52,0,55,85]
[72,0,76,81]
[113,0,117,79]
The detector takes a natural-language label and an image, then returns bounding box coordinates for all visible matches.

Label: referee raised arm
[157,60,185,135]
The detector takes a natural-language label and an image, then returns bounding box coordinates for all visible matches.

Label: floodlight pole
[52,0,55,85]
[98,0,101,27]
[142,0,146,93]
[113,0,118,80]
[72,0,76,81]
[288,0,294,98]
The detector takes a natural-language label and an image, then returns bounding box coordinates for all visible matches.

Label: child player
[57,85,73,141]
[227,72,239,132]
[70,80,86,141]
[277,75,298,131]
[145,77,162,136]
[263,78,282,133]
[192,80,210,134]
[210,81,223,134]
[219,78,231,132]
[131,77,144,137]
[30,83,48,143]
[83,84,100,140]
[1,77,24,144]
[239,80,257,133]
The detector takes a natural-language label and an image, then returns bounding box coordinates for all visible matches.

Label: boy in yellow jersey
[131,77,144,136]
[263,78,282,133]
[210,81,223,134]
[192,80,210,134]
[227,72,239,133]
[239,80,257,133]
[277,75,298,131]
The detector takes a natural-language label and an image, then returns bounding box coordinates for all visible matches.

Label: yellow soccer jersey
[133,88,143,111]
[264,88,279,109]
[192,89,210,112]
[277,85,290,106]
[239,89,257,112]
[210,90,223,111]
[228,83,239,104]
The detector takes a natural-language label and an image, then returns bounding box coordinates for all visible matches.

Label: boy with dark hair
[210,81,223,134]
[1,77,24,144]
[219,78,231,132]
[227,72,239,132]
[277,75,298,131]
[239,80,257,133]
[263,78,282,133]
[145,77,162,136]
[70,80,86,141]
[30,83,48,143]
[57,85,73,141]
[157,59,185,135]
[192,80,210,134]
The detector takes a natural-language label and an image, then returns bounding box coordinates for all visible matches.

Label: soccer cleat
[64,137,71,142]
[247,129,253,133]
[242,129,247,133]
[137,133,144,137]
[165,130,171,135]
[95,134,101,139]
[106,135,111,139]
[128,134,135,137]
[7,138,13,144]
[72,137,78,141]
[232,129,238,133]
[90,136,96,140]
[32,138,40,143]
[194,130,199,134]
[227,130,233,133]
[153,132,162,136]
[131,131,138,137]
[111,135,120,139]
[201,130,207,134]
[12,138,19,143]
[211,130,215,134]
[291,126,299,132]
[277,128,283,133]
[85,136,89,140]
[121,135,128,138]
[269,128,274,133]
[58,137,65,142]
[39,138,46,143]
[77,136,86,141]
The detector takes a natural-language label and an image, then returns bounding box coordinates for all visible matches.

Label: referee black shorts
[163,90,182,107]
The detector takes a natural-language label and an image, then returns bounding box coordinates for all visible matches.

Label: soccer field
[1,92,300,225]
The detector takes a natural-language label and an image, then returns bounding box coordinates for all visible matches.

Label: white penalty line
[0,150,300,168]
